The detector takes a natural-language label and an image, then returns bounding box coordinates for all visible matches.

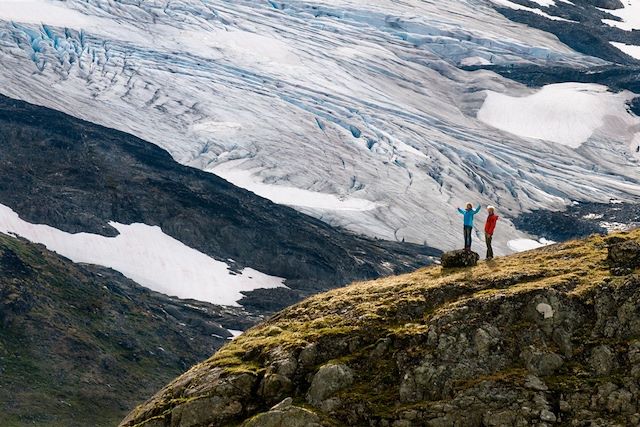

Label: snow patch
[508,238,554,252]
[600,221,635,233]
[460,56,492,66]
[212,161,383,212]
[610,41,640,59]
[478,83,640,148]
[227,329,243,339]
[601,0,640,31]
[0,203,286,306]
[582,213,604,220]
[490,0,573,21]
[529,0,556,7]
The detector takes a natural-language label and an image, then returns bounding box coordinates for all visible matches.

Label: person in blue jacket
[457,203,481,251]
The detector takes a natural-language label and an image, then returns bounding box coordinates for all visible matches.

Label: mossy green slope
[123,230,640,427]
[0,233,251,427]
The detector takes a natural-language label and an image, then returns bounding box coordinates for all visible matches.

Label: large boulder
[607,239,640,269]
[307,363,354,406]
[440,250,480,268]
[242,398,322,427]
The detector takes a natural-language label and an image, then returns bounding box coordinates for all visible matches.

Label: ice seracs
[0,203,286,306]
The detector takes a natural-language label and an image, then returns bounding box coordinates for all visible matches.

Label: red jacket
[485,214,499,235]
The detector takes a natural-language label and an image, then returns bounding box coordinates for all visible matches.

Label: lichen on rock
[121,230,640,427]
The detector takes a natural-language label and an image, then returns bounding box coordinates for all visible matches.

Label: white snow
[478,83,640,148]
[508,238,554,252]
[460,56,492,66]
[490,0,573,21]
[582,213,604,220]
[0,0,92,27]
[600,221,635,232]
[227,329,243,339]
[212,161,383,212]
[529,0,556,7]
[0,203,286,306]
[601,0,640,31]
[610,41,640,59]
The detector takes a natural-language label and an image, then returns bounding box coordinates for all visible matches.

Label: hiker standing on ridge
[457,203,481,251]
[485,205,499,260]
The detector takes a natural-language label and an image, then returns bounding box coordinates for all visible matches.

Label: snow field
[477,83,640,148]
[600,0,640,31]
[0,203,286,306]
[610,41,640,60]
[490,0,573,21]
[507,238,555,252]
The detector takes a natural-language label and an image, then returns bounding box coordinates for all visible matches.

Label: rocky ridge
[123,229,640,427]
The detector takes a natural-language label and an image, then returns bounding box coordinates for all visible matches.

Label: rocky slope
[123,229,640,426]
[0,94,439,313]
[0,232,259,427]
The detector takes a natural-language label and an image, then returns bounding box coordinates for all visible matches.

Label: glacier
[1,0,639,256]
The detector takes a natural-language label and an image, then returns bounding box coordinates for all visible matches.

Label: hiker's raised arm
[457,208,465,214]
[474,205,481,214]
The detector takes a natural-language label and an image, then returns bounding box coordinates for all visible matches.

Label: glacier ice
[0,0,637,256]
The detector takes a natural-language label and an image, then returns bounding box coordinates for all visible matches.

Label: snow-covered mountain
[1,0,639,253]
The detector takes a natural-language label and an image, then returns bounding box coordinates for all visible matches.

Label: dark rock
[259,373,293,406]
[440,250,480,268]
[611,267,633,276]
[513,208,607,242]
[608,240,640,269]
[0,233,249,426]
[0,248,32,277]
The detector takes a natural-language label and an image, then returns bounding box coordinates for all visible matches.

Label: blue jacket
[458,206,481,227]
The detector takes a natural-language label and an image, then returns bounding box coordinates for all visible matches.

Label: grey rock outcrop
[608,239,640,269]
[242,398,322,427]
[121,232,640,427]
[307,363,354,406]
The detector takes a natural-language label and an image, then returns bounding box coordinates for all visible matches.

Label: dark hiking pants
[486,233,494,259]
[464,226,472,249]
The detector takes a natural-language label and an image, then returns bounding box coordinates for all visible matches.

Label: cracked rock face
[121,231,640,427]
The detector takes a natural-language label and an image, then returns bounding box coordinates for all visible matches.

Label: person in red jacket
[484,205,499,260]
